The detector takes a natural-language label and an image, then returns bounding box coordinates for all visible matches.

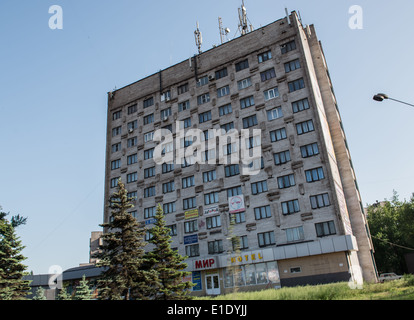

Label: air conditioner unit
[208,75,215,81]
[128,128,134,133]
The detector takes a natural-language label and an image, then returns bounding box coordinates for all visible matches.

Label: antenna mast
[218,17,230,44]
[238,0,253,36]
[194,21,203,54]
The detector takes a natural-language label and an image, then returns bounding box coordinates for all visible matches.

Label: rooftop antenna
[194,21,203,54]
[238,0,253,36]
[218,17,230,44]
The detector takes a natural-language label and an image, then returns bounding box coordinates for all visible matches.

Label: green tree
[96,179,157,300]
[32,287,46,300]
[57,286,71,300]
[367,191,414,274]
[73,275,92,300]
[146,204,193,300]
[0,208,30,300]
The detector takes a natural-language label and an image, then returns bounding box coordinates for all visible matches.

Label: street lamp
[373,93,414,108]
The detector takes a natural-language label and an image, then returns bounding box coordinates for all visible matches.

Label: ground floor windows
[224,261,280,288]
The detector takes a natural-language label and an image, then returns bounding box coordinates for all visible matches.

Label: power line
[371,236,414,251]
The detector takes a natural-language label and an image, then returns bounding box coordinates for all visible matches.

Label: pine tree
[0,208,30,300]
[32,287,46,300]
[57,286,71,300]
[96,179,157,300]
[146,204,193,300]
[73,275,92,300]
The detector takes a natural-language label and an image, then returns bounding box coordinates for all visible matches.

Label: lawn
[197,274,414,300]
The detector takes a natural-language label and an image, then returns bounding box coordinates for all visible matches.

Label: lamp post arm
[387,97,414,108]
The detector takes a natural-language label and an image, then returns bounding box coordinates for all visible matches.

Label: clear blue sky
[1,0,413,275]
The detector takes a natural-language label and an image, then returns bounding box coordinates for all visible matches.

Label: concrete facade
[103,11,377,296]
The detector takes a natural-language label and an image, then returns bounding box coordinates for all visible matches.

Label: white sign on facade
[228,195,245,214]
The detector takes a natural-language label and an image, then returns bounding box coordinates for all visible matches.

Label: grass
[197,274,414,300]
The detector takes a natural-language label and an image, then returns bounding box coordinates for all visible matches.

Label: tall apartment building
[103,11,377,296]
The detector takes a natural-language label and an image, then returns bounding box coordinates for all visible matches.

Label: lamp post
[373,93,414,108]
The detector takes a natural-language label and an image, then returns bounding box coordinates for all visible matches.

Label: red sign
[194,258,216,270]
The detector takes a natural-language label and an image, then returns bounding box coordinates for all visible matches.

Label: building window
[281,40,296,54]
[143,97,154,109]
[112,110,122,120]
[284,59,301,73]
[161,107,172,120]
[251,180,268,195]
[296,120,315,135]
[168,224,177,236]
[301,142,319,158]
[235,59,249,72]
[184,220,198,233]
[217,85,230,98]
[305,167,325,183]
[219,103,232,116]
[258,50,272,63]
[245,135,261,149]
[221,122,235,132]
[310,193,330,209]
[274,150,291,165]
[196,76,209,87]
[286,226,304,242]
[292,98,310,113]
[288,78,305,92]
[162,180,175,194]
[144,148,154,160]
[185,244,200,257]
[130,211,138,220]
[144,166,155,178]
[281,199,300,215]
[223,143,237,156]
[178,100,190,112]
[277,174,295,189]
[254,205,271,220]
[264,87,279,101]
[208,240,224,254]
[237,77,252,90]
[183,197,196,210]
[267,106,283,121]
[232,235,248,251]
[240,96,255,109]
[111,142,121,153]
[111,159,121,170]
[225,164,240,177]
[178,83,189,95]
[163,202,176,214]
[144,114,154,125]
[161,90,172,102]
[127,137,137,148]
[231,211,246,224]
[204,192,219,205]
[145,230,153,241]
[144,186,155,198]
[127,172,137,183]
[207,215,221,229]
[112,126,122,137]
[242,115,258,128]
[144,131,154,143]
[258,231,275,247]
[215,67,228,79]
[270,128,287,142]
[127,104,137,115]
[182,176,195,189]
[203,170,217,182]
[162,163,174,173]
[199,110,212,123]
[127,154,137,165]
[315,221,336,237]
[144,207,156,219]
[127,120,138,131]
[227,186,242,198]
[260,68,276,82]
[127,191,137,200]
[110,177,119,188]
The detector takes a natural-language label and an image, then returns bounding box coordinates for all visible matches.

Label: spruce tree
[73,275,92,300]
[96,179,157,300]
[0,209,30,300]
[146,204,193,300]
[32,287,46,300]
[57,286,71,300]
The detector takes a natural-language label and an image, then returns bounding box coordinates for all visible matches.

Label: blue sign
[145,218,157,225]
[192,271,202,291]
[184,234,198,245]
